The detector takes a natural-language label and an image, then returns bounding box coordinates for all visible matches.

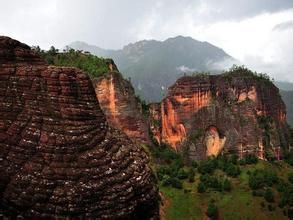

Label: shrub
[188,168,196,183]
[245,154,258,164]
[264,189,274,203]
[252,190,264,197]
[230,154,238,165]
[197,182,206,193]
[284,151,293,166]
[177,168,189,179]
[249,169,278,189]
[198,158,217,174]
[199,174,223,192]
[207,202,218,218]
[223,179,232,192]
[288,208,293,218]
[288,172,293,184]
[191,160,198,168]
[239,159,246,165]
[171,177,183,189]
[279,185,293,207]
[225,164,240,177]
[157,165,174,180]
[161,175,183,189]
[161,175,172,186]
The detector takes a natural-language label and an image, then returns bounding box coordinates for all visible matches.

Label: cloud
[176,65,197,73]
[273,20,293,31]
[206,57,240,71]
[0,0,293,82]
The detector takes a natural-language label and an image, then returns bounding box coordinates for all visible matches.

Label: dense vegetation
[147,143,293,219]
[32,46,110,77]
[223,65,273,83]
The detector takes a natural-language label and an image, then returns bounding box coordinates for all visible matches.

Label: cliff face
[0,37,158,219]
[152,70,289,160]
[93,71,150,144]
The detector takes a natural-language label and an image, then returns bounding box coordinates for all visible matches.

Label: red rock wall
[149,103,162,144]
[155,74,289,160]
[93,72,150,144]
[0,37,158,219]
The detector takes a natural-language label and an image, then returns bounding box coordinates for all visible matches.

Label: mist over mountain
[69,36,293,126]
[68,36,236,102]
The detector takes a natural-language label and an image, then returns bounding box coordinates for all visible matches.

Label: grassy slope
[161,161,292,220]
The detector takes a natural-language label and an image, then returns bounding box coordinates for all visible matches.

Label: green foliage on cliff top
[223,65,273,83]
[32,46,110,77]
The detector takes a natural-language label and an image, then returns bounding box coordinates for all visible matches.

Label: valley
[0,36,292,219]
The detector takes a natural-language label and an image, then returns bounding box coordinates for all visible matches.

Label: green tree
[207,202,218,218]
[177,168,188,179]
[245,154,258,164]
[285,151,293,166]
[223,179,232,192]
[288,172,293,184]
[188,168,195,183]
[197,182,206,193]
[191,160,198,168]
[198,158,217,174]
[225,164,240,177]
[264,189,274,203]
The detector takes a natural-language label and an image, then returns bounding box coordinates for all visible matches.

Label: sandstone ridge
[150,69,290,160]
[0,36,158,219]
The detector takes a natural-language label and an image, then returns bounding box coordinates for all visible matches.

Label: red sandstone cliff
[151,69,289,160]
[0,36,158,219]
[93,71,150,144]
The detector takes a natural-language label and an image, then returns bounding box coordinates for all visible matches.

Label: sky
[1,0,293,82]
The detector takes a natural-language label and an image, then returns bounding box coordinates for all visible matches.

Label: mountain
[68,37,293,127]
[68,36,235,102]
[68,41,113,57]
[275,81,293,91]
[275,82,293,126]
[280,90,293,126]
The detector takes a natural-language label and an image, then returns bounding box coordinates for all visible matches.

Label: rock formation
[0,36,158,219]
[93,71,150,144]
[151,69,289,160]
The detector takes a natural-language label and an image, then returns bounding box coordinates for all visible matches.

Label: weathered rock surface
[93,71,150,144]
[151,71,290,160]
[0,36,158,219]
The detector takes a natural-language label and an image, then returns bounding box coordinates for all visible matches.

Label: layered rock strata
[93,71,150,144]
[0,36,158,219]
[151,72,289,160]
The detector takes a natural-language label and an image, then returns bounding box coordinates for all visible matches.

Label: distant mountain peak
[68,36,235,102]
[164,35,196,42]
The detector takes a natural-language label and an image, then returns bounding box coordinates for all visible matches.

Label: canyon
[96,63,290,161]
[0,35,291,219]
[91,60,290,162]
[0,36,158,219]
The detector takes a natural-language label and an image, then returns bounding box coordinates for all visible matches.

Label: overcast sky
[1,0,293,82]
